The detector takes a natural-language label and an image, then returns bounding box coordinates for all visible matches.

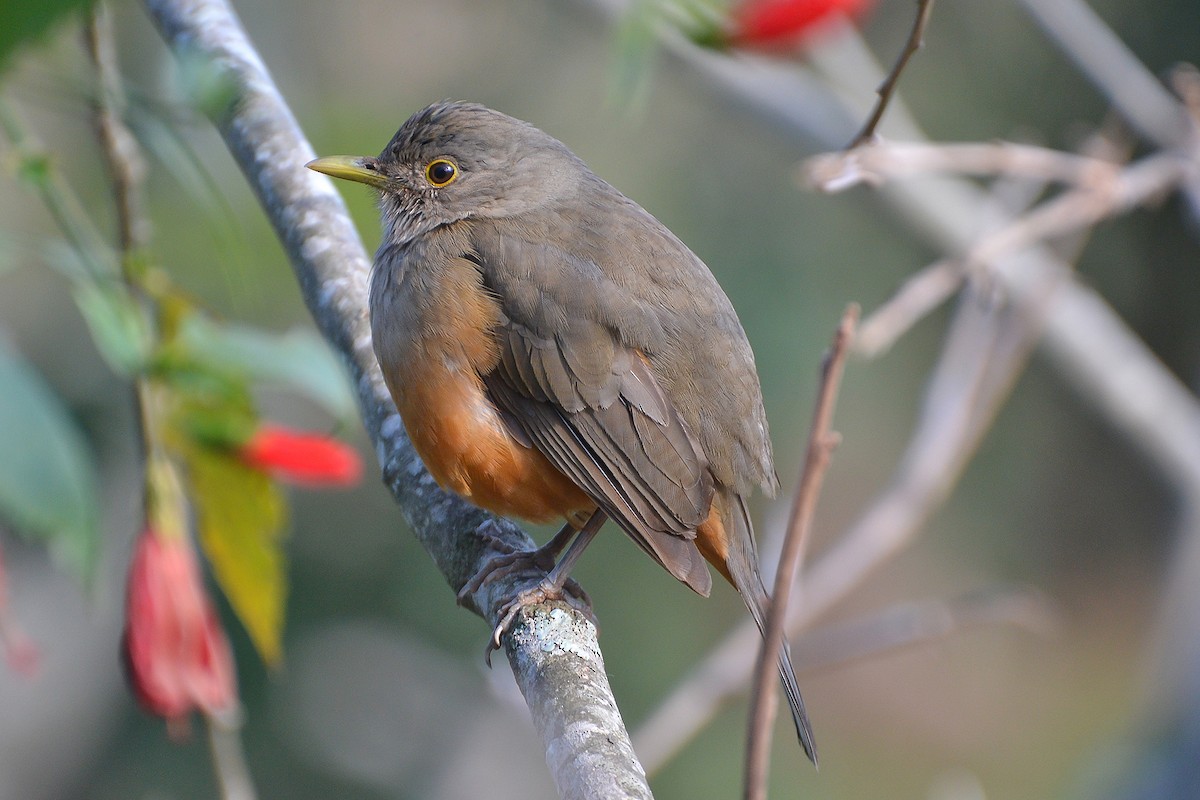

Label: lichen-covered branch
[142,1,651,796]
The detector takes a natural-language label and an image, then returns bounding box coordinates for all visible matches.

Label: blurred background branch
[579,0,1200,790]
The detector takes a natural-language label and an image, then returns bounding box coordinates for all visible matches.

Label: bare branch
[1014,0,1200,226]
[961,151,1184,268]
[805,140,1121,194]
[507,605,653,800]
[809,33,1200,499]
[848,0,936,148]
[566,0,1200,772]
[854,257,957,358]
[1172,64,1200,126]
[745,306,855,800]
[855,148,1187,356]
[142,1,651,796]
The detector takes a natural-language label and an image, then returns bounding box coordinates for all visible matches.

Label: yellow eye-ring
[425,158,458,187]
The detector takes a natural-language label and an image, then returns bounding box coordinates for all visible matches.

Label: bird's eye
[425,159,458,187]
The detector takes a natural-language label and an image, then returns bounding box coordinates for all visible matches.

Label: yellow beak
[306,155,387,189]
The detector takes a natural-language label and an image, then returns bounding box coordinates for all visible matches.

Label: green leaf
[176,315,356,421]
[73,281,150,374]
[14,151,52,186]
[0,344,99,578]
[0,0,95,73]
[185,443,287,665]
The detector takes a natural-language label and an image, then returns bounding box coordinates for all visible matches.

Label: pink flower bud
[122,529,236,727]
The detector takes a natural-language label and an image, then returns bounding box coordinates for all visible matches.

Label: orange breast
[395,367,593,523]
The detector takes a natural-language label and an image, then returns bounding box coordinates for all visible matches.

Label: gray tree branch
[142,0,651,797]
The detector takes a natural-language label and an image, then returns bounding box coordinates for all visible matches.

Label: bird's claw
[457,523,574,607]
[456,547,558,607]
[482,577,594,667]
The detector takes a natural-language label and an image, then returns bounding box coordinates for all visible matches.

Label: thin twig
[744,305,856,799]
[800,278,1052,632]
[85,3,160,498]
[848,0,935,148]
[0,100,120,282]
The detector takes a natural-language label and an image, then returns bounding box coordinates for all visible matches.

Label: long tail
[724,493,818,766]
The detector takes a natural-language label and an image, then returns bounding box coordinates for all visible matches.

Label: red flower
[122,528,236,728]
[238,424,363,487]
[728,0,872,47]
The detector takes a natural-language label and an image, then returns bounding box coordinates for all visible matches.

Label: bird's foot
[483,576,594,666]
[456,522,577,607]
[456,545,556,607]
[458,517,600,665]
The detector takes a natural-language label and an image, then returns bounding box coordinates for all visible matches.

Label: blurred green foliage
[0,0,95,73]
[0,343,99,577]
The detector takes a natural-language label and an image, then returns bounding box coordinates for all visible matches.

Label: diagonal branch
[142,1,651,797]
[1011,0,1189,149]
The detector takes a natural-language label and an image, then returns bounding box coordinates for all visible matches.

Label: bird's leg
[457,520,580,605]
[539,509,606,593]
[484,509,608,663]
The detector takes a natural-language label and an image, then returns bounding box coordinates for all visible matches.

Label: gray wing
[481,312,714,596]
[470,187,778,499]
